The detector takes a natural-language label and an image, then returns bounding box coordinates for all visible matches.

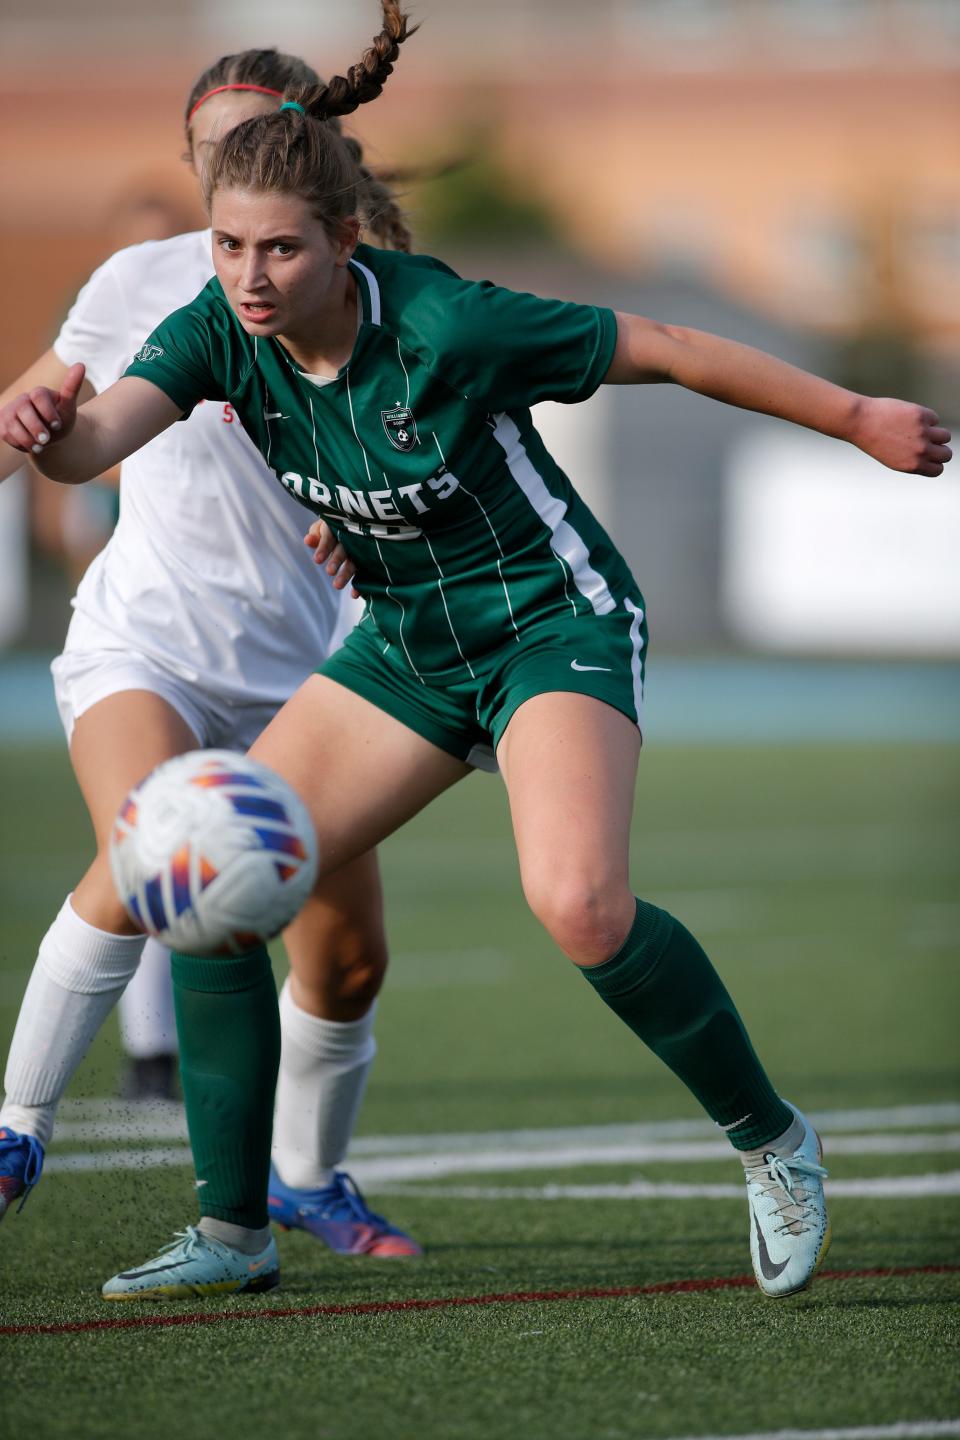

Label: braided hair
[200,4,417,252]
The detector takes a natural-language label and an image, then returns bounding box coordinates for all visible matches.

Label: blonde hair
[200,3,417,252]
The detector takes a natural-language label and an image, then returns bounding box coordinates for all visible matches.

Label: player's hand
[304,519,362,598]
[852,398,952,476]
[0,363,86,455]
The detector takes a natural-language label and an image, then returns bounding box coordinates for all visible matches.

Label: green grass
[1,741,959,1440]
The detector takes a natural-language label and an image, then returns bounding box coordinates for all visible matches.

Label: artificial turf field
[0,739,958,1440]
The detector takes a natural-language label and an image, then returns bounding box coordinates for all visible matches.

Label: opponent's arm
[605,312,952,477]
[0,368,182,484]
[0,349,97,484]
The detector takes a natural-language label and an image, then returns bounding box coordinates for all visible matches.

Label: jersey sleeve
[409,274,619,412]
[122,303,227,414]
[53,258,131,395]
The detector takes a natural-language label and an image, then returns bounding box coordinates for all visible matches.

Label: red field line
[2,1263,957,1340]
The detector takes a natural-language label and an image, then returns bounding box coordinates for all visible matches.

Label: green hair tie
[279,101,306,115]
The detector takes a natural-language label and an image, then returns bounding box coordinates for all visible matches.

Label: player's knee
[333,939,388,1010]
[74,850,141,936]
[289,922,388,1018]
[523,874,633,965]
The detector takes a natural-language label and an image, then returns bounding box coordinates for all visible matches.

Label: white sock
[739,1110,805,1169]
[0,896,146,1147]
[271,978,377,1190]
[118,937,177,1059]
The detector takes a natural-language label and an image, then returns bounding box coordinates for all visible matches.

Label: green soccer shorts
[319,592,648,770]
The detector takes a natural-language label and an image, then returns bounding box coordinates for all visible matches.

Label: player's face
[188,91,279,178]
[211,187,358,343]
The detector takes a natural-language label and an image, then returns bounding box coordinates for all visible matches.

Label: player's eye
[216,237,241,253]
[271,243,296,257]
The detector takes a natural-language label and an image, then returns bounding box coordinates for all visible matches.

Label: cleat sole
[102,1270,280,1302]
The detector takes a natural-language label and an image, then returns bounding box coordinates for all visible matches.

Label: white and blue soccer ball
[109,749,319,956]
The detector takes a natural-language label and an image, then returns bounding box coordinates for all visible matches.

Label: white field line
[49,1132,960,1184]
[50,1100,960,1148]
[45,1147,193,1175]
[660,1424,960,1440]
[40,1150,960,1200]
[376,1173,960,1202]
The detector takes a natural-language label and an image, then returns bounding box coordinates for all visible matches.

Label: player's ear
[333,216,361,265]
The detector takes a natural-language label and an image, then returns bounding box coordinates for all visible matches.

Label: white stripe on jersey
[421,532,476,679]
[397,337,411,406]
[624,597,646,725]
[491,413,616,618]
[374,538,423,682]
[308,394,321,484]
[431,433,520,643]
[345,370,373,484]
[454,481,521,643]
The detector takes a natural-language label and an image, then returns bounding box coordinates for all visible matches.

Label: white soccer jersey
[53,230,350,705]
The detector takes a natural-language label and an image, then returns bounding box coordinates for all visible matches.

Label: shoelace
[155,1225,211,1261]
[317,1172,388,1226]
[745,1152,828,1236]
[0,1130,45,1214]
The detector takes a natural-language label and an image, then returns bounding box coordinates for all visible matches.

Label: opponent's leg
[105,677,468,1297]
[1,691,197,1216]
[268,852,421,1256]
[498,692,829,1297]
[117,938,179,1101]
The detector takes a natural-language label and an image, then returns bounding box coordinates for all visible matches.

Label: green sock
[171,945,280,1228]
[581,899,792,1150]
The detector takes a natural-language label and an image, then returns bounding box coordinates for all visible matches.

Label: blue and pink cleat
[0,1127,45,1221]
[268,1165,422,1257]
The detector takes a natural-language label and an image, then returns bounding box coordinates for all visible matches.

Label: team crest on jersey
[134,343,164,363]
[381,405,418,453]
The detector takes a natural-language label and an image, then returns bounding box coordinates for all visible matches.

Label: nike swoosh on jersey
[752,1210,790,1280]
[570,660,613,672]
[263,410,289,420]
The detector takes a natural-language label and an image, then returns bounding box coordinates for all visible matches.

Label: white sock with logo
[118,937,178,1058]
[271,979,377,1191]
[0,896,145,1147]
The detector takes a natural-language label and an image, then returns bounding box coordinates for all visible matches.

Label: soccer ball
[109,749,319,956]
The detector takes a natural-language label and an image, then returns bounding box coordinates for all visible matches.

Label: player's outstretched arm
[0,371,182,485]
[605,312,952,477]
[0,349,98,485]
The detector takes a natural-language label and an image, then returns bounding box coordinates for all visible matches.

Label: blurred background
[1,0,959,732]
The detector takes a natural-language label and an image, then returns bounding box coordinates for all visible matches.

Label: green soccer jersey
[124,244,636,679]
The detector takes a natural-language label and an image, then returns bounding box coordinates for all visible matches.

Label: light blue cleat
[745,1104,831,1298]
[101,1225,280,1302]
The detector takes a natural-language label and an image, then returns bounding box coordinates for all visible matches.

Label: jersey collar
[348,254,382,327]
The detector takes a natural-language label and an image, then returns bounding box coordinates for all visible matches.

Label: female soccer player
[0,33,421,1260]
[3,0,950,1302]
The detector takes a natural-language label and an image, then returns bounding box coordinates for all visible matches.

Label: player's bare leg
[497,690,828,1297]
[497,691,639,965]
[250,676,472,871]
[0,690,198,1215]
[71,689,201,931]
[269,852,423,1255]
[129,674,469,1270]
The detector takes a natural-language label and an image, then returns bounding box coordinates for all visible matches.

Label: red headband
[187,83,284,125]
